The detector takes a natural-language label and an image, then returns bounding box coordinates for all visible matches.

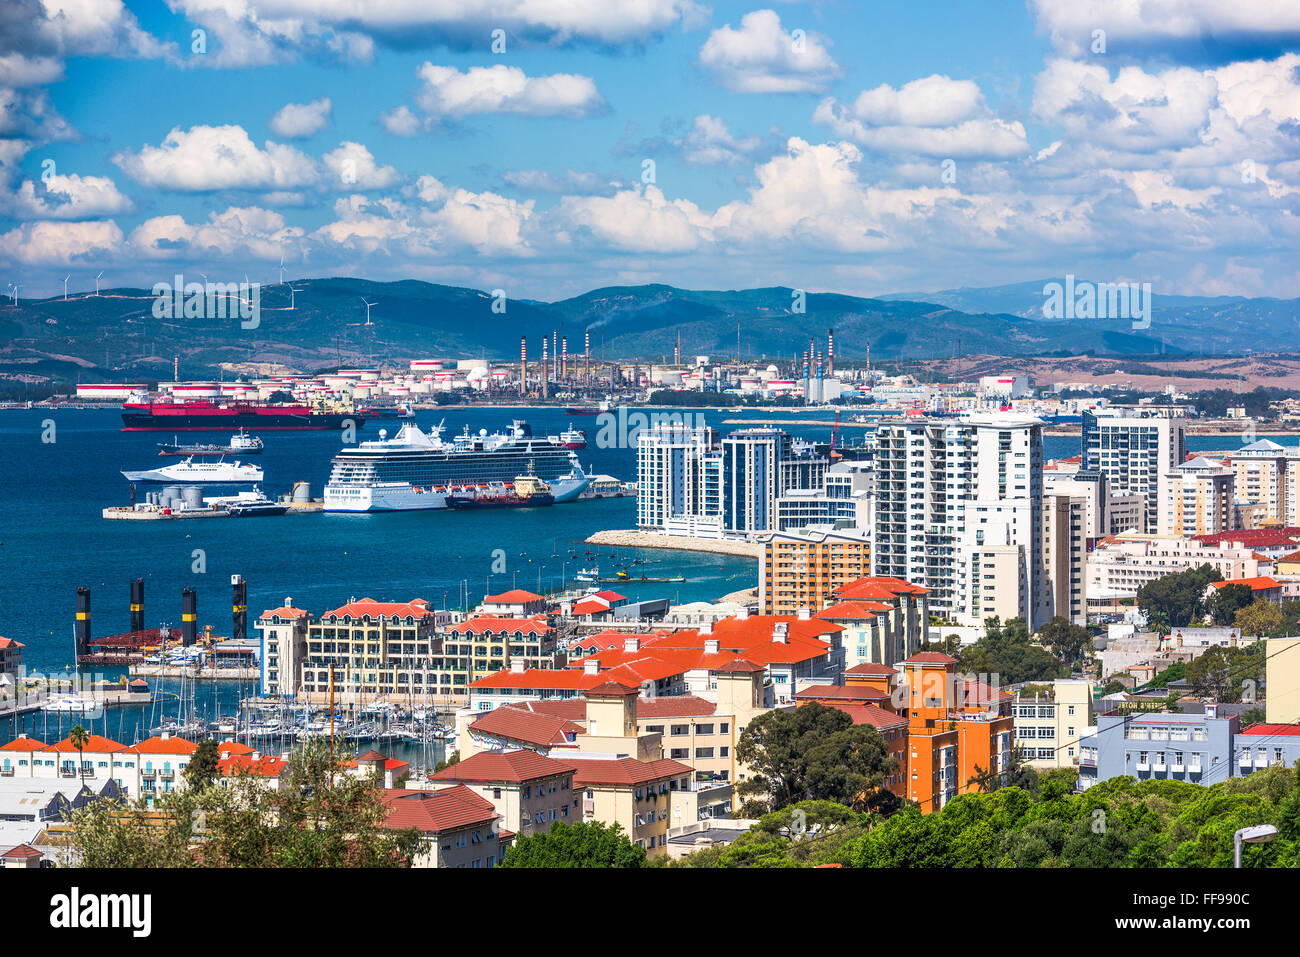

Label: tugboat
[549,424,587,449]
[445,462,555,510]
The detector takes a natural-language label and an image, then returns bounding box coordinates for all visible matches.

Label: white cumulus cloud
[698,10,840,94]
[268,97,332,138]
[414,63,604,118]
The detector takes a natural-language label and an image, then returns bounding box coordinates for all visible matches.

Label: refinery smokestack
[182,587,197,644]
[828,328,834,377]
[562,336,568,379]
[584,330,590,385]
[130,578,144,633]
[541,337,549,400]
[75,586,91,658]
[232,575,247,642]
[520,337,527,397]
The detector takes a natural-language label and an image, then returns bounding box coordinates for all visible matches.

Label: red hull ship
[121,398,363,431]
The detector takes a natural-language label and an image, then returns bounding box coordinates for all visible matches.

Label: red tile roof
[637,696,718,719]
[218,753,287,777]
[320,597,433,620]
[845,662,897,676]
[451,616,552,636]
[833,703,909,730]
[42,734,130,754]
[496,698,589,721]
[1239,722,1300,736]
[0,637,25,650]
[0,843,43,860]
[901,652,956,665]
[795,684,890,702]
[130,735,199,756]
[216,740,255,757]
[834,576,930,600]
[259,605,311,620]
[0,736,44,751]
[431,749,576,784]
[1194,528,1300,548]
[567,757,692,788]
[483,589,545,604]
[572,599,613,616]
[816,600,893,620]
[469,707,585,749]
[1210,576,1282,591]
[587,679,640,696]
[382,785,500,834]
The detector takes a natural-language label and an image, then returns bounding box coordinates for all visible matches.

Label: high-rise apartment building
[1081,409,1186,533]
[721,428,830,536]
[1159,455,1236,536]
[1042,494,1088,625]
[873,414,1046,629]
[636,423,723,533]
[1228,439,1298,525]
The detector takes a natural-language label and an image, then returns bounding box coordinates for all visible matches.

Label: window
[670,724,690,736]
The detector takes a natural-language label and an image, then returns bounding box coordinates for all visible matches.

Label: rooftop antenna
[63,275,70,300]
[94,271,103,296]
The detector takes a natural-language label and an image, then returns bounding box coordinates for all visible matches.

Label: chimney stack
[583,658,600,675]
[623,636,641,653]
[231,575,247,642]
[182,587,197,644]
[797,606,811,621]
[75,586,91,658]
[701,618,713,635]
[704,638,720,655]
[774,622,788,643]
[509,657,526,674]
[129,578,144,633]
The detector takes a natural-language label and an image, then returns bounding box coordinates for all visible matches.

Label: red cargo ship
[121,398,364,431]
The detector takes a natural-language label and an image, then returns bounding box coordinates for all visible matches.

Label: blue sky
[2,0,1299,301]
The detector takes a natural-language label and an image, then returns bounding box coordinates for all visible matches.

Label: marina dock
[103,501,323,520]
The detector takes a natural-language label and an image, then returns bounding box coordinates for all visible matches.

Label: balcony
[0,768,13,777]
[141,768,157,778]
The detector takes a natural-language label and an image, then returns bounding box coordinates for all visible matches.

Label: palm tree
[69,724,90,788]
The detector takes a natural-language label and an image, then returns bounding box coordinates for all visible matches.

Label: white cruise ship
[323,420,590,512]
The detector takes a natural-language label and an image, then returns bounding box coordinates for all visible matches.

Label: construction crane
[830,409,842,458]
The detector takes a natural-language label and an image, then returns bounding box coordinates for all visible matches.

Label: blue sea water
[0,405,1273,673]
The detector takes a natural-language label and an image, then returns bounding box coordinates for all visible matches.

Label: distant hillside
[0,276,1290,391]
[880,278,1300,350]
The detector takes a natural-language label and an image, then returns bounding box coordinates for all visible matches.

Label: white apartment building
[1013,678,1093,769]
[1082,409,1186,533]
[1159,456,1236,536]
[636,424,723,531]
[1044,467,1144,537]
[1228,439,1300,524]
[1086,535,1271,602]
[872,414,1047,629]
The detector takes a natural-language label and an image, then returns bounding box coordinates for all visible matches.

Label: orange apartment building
[760,527,872,615]
[812,655,1014,813]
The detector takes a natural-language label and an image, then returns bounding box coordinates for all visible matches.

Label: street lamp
[1234,824,1277,868]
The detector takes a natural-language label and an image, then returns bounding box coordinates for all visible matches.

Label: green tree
[1235,598,1283,637]
[1036,617,1094,667]
[68,724,90,788]
[957,617,1063,684]
[501,821,645,868]
[1136,564,1221,627]
[1207,584,1254,626]
[68,739,421,868]
[734,703,901,815]
[183,739,220,791]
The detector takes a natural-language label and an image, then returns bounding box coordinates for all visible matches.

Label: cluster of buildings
[637,408,1300,636]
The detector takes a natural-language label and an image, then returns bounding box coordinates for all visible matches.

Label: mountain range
[0,277,1295,388]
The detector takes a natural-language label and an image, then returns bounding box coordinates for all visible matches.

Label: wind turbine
[63,275,70,300]
[94,271,103,296]
[278,254,286,285]
[288,283,302,310]
[10,283,19,305]
[361,297,376,327]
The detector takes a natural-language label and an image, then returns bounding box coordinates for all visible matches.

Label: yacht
[122,457,264,483]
